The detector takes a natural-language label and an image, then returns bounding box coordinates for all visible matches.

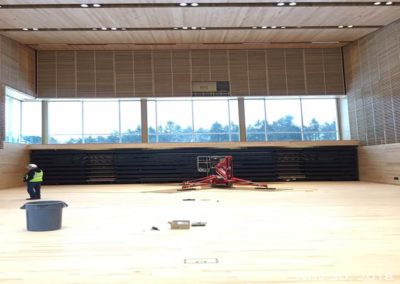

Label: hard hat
[27,164,38,169]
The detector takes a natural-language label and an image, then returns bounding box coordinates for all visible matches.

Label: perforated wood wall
[344,19,400,146]
[0,35,36,149]
[37,48,345,98]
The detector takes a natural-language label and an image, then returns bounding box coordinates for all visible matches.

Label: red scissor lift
[181,156,271,190]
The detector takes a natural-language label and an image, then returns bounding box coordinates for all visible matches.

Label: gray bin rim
[20,200,68,209]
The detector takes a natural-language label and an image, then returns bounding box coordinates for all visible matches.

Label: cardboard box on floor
[169,220,190,230]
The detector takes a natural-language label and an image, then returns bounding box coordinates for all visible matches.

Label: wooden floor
[0,182,399,284]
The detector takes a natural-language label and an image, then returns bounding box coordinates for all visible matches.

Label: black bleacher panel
[30,146,358,185]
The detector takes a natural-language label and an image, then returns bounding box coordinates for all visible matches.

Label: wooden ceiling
[0,0,399,50]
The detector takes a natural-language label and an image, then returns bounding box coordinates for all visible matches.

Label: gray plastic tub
[20,201,68,231]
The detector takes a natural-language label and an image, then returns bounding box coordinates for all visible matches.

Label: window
[5,87,41,144]
[148,98,239,143]
[49,102,83,144]
[301,99,338,141]
[245,97,338,142]
[48,100,141,144]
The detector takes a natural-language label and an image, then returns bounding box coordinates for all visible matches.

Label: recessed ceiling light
[338,25,344,28]
[92,4,102,7]
[277,2,285,6]
[101,27,107,30]
[32,28,39,31]
[281,26,286,29]
[173,27,179,30]
[373,1,381,4]
[289,2,297,6]
[111,27,118,31]
[182,26,188,29]
[179,3,187,6]
[252,26,258,29]
[201,27,207,30]
[386,1,393,5]
[191,27,197,29]
[271,26,277,29]
[22,28,29,31]
[261,26,267,29]
[347,25,353,28]
[191,3,199,6]
[121,28,127,31]
[80,4,89,8]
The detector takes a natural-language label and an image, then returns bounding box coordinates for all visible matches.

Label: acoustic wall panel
[76,51,95,98]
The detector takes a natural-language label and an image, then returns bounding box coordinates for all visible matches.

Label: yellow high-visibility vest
[30,170,44,182]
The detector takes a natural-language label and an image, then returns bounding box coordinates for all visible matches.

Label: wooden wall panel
[0,143,29,189]
[191,50,210,82]
[304,49,325,95]
[134,51,153,97]
[248,50,267,96]
[115,51,134,97]
[95,51,115,98]
[285,49,306,95]
[210,50,229,81]
[76,51,95,98]
[0,86,4,150]
[153,51,172,97]
[36,48,345,98]
[267,49,287,95]
[37,51,57,98]
[344,18,400,147]
[57,51,76,98]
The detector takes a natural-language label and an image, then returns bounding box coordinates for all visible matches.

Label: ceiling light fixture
[201,27,207,30]
[386,1,393,5]
[32,28,39,31]
[179,3,188,6]
[182,26,188,29]
[92,28,97,31]
[101,27,107,30]
[289,2,297,6]
[338,25,344,28]
[111,27,118,31]
[80,4,89,8]
[92,4,102,7]
[191,3,199,6]
[191,27,197,29]
[121,28,127,31]
[347,25,353,28]
[281,26,286,29]
[173,27,179,30]
[373,1,381,5]
[277,2,285,6]
[22,28,29,31]
[271,26,277,29]
[261,26,267,29]
[252,26,258,29]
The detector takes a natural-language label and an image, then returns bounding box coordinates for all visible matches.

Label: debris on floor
[191,222,207,227]
[151,226,159,231]
[182,198,196,201]
[169,220,190,230]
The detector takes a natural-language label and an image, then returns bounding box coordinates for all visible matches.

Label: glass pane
[5,96,21,143]
[193,100,229,132]
[194,133,230,142]
[302,99,338,141]
[49,102,82,136]
[120,101,141,141]
[84,101,119,136]
[229,100,239,133]
[49,135,83,144]
[84,134,119,144]
[156,100,192,133]
[245,99,266,141]
[21,101,42,144]
[265,99,302,138]
[157,134,193,143]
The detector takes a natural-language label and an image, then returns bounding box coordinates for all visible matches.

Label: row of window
[5,87,340,144]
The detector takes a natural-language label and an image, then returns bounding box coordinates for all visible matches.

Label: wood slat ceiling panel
[114,51,134,97]
[0,7,398,28]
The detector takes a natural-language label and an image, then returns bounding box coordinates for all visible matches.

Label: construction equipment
[181,156,271,190]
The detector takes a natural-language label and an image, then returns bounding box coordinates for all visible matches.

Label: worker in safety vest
[23,164,44,200]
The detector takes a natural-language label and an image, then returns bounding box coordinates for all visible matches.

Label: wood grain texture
[344,18,400,146]
[0,143,29,189]
[37,48,345,98]
[358,143,400,185]
[0,181,400,283]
